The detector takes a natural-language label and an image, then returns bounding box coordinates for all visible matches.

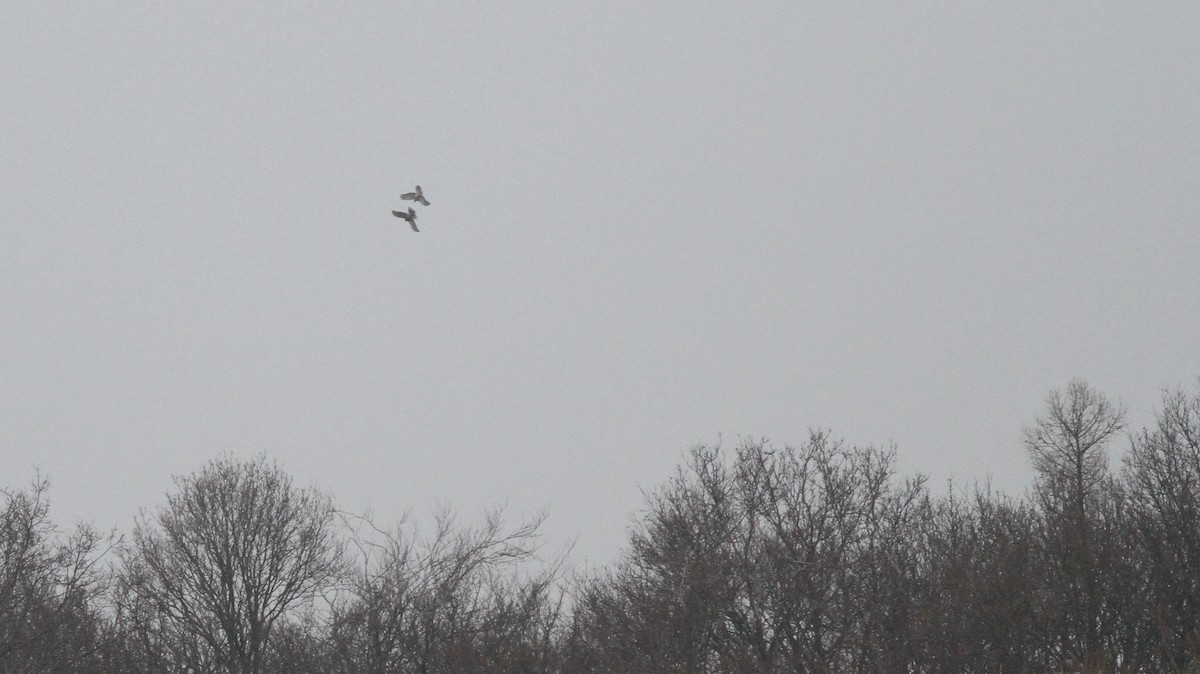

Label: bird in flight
[392,207,419,232]
[401,185,430,206]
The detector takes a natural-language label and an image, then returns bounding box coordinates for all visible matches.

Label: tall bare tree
[1024,378,1126,519]
[1023,379,1126,670]
[121,455,343,674]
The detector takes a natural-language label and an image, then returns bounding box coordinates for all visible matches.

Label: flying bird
[401,185,430,206]
[392,207,419,232]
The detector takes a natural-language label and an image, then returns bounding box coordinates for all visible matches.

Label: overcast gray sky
[3,3,1198,565]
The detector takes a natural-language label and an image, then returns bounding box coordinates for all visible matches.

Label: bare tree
[1024,378,1126,519]
[909,482,1056,672]
[101,568,223,674]
[0,476,113,673]
[565,435,926,674]
[330,506,566,674]
[121,454,343,674]
[1023,379,1127,670]
[1125,380,1200,670]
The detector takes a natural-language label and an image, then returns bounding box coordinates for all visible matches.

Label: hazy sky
[3,4,1198,565]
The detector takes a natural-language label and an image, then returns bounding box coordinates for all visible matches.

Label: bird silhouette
[401,185,430,206]
[391,207,419,232]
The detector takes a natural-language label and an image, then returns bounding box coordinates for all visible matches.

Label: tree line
[3,378,1200,673]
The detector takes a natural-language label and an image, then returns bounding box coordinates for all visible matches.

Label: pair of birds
[392,185,430,232]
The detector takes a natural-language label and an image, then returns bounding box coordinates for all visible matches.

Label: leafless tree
[1024,378,1126,520]
[735,434,915,672]
[100,567,223,674]
[120,454,343,674]
[261,608,334,674]
[0,476,114,673]
[1023,379,1127,670]
[1125,380,1200,670]
[907,482,1055,672]
[330,506,567,674]
[565,435,926,673]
